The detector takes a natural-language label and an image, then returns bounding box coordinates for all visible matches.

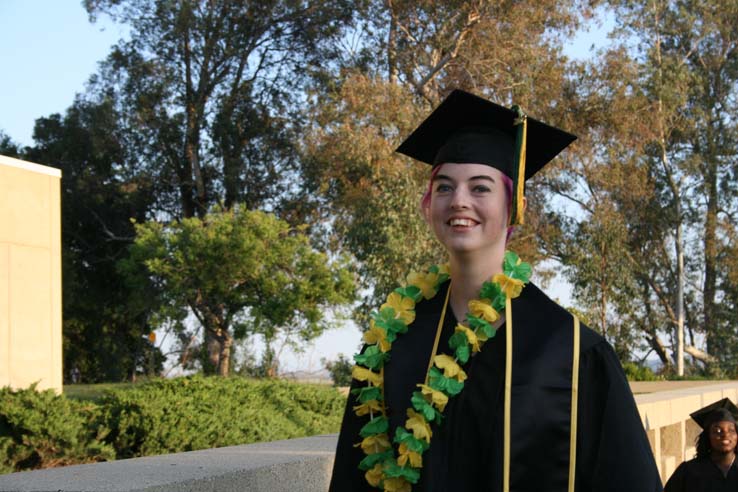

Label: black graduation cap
[396,89,577,225]
[690,398,738,429]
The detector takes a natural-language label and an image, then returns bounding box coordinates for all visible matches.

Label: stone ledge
[0,434,338,492]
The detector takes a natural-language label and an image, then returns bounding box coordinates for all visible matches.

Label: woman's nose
[450,188,470,209]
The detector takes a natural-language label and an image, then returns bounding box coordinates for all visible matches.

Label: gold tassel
[511,106,528,226]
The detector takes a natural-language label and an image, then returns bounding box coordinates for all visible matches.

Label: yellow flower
[365,463,384,487]
[384,477,411,492]
[405,408,432,443]
[437,263,451,276]
[493,273,524,299]
[397,442,423,468]
[364,321,391,352]
[468,298,499,323]
[381,292,416,325]
[418,383,448,411]
[433,354,468,382]
[455,323,482,353]
[358,433,391,454]
[406,271,439,300]
[353,399,382,416]
[352,366,383,386]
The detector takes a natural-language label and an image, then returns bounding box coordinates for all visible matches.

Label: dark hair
[695,420,738,459]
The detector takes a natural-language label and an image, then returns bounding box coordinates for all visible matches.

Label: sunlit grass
[64,381,139,401]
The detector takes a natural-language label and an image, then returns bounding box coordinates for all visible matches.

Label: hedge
[0,376,346,474]
[0,384,114,474]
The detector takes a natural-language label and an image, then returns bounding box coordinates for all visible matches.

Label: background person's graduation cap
[396,89,577,225]
[690,397,738,429]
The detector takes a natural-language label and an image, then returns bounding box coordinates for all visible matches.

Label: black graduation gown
[664,457,738,492]
[329,281,663,492]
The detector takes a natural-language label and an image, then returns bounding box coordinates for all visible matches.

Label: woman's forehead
[433,162,505,179]
[711,420,737,427]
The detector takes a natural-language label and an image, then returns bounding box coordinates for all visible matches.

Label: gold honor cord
[426,284,452,385]
[503,296,513,492]
[568,315,581,492]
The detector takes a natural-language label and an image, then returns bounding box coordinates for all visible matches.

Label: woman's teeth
[449,218,475,227]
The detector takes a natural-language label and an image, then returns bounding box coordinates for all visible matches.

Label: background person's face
[709,420,738,454]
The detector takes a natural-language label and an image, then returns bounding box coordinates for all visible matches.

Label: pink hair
[420,165,516,242]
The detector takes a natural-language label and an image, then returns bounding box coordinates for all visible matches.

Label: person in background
[664,398,738,492]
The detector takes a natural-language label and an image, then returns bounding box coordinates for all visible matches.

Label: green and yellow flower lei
[351,250,532,492]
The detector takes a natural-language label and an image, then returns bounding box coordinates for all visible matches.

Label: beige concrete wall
[0,155,62,392]
[635,381,738,484]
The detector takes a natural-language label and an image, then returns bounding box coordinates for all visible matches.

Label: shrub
[622,361,660,381]
[0,384,114,473]
[100,376,346,458]
[323,354,353,387]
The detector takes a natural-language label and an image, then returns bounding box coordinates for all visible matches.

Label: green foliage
[0,385,114,474]
[0,131,21,157]
[621,362,660,382]
[24,99,162,383]
[323,354,354,387]
[120,207,355,375]
[99,376,345,458]
[64,383,138,402]
[85,0,357,218]
[1,377,346,473]
[300,76,446,319]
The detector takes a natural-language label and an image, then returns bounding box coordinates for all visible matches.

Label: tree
[85,0,356,219]
[120,207,355,376]
[323,353,353,386]
[0,131,21,157]
[607,0,738,373]
[300,1,595,314]
[24,98,161,382]
[542,0,738,373]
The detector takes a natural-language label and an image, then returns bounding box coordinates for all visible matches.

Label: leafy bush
[99,376,346,458]
[323,354,354,387]
[622,361,661,381]
[0,377,345,473]
[0,384,114,473]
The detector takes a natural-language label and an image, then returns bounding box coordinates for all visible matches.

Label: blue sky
[0,1,612,148]
[0,0,126,146]
[0,1,612,374]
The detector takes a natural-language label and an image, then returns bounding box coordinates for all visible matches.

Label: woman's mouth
[448,218,477,227]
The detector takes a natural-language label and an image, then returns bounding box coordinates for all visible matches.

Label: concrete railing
[0,435,337,492]
[1,381,736,491]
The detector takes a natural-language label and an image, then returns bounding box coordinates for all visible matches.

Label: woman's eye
[435,183,453,192]
[473,185,491,192]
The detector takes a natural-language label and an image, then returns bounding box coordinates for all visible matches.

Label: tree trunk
[703,155,718,357]
[218,333,232,377]
[685,345,716,365]
[386,0,398,85]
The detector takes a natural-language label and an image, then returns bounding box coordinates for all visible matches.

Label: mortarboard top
[395,89,576,225]
[690,398,738,430]
[395,89,576,178]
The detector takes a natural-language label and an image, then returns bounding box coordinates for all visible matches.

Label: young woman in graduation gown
[664,401,738,492]
[329,90,663,492]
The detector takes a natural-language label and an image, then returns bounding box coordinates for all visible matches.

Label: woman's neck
[711,450,736,475]
[448,251,504,322]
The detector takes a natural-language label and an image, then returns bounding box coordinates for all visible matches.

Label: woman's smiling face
[709,420,738,454]
[428,163,510,257]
